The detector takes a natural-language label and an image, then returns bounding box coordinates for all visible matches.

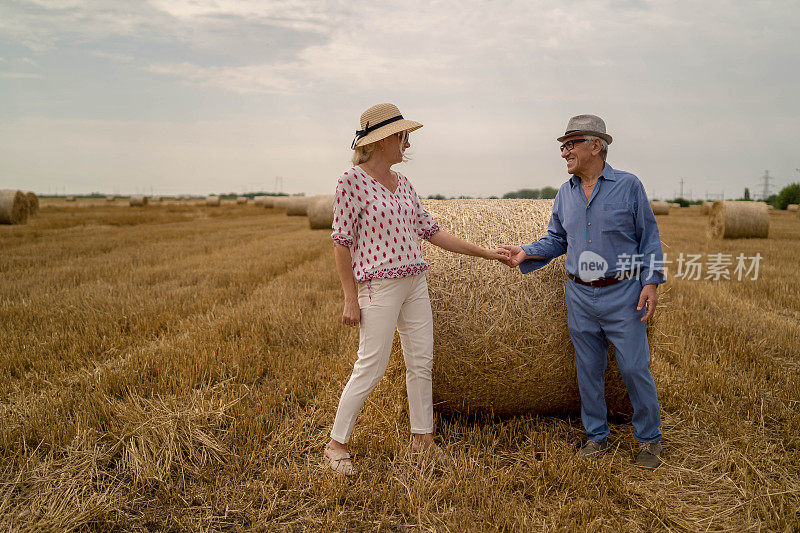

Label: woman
[324,103,509,475]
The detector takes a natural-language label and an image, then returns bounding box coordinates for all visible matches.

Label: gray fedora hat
[557,114,612,145]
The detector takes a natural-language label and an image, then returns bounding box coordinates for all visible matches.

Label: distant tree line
[425,183,800,207]
[696,183,800,209]
[502,187,558,199]
[773,183,800,209]
[425,187,558,200]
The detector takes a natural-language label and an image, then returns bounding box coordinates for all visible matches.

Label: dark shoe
[576,439,609,459]
[635,441,663,469]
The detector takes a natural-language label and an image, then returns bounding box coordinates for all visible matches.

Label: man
[500,115,665,469]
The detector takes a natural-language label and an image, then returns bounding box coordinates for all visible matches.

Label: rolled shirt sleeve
[330,175,364,247]
[634,182,666,286]
[519,191,568,274]
[412,190,439,240]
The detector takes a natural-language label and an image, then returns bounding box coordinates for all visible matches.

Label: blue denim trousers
[565,276,662,443]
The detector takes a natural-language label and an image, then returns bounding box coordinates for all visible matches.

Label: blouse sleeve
[410,186,439,240]
[330,172,365,247]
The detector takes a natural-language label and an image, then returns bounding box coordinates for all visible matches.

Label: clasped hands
[484,245,529,268]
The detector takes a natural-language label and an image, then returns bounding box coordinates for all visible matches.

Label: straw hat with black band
[351,103,423,149]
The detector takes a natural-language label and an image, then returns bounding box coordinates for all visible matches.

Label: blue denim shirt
[520,163,665,286]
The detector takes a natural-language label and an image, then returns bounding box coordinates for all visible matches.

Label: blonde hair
[351,141,380,165]
[350,132,411,165]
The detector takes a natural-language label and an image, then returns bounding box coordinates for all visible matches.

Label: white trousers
[330,273,434,444]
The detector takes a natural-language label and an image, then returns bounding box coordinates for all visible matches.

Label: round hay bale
[25,192,39,216]
[670,202,681,208]
[0,189,29,224]
[236,196,248,205]
[787,204,799,212]
[263,196,275,208]
[286,197,310,216]
[205,195,221,207]
[701,201,712,215]
[150,196,162,203]
[106,195,116,202]
[422,199,636,417]
[19,193,30,216]
[254,195,267,206]
[708,201,769,239]
[308,195,334,229]
[129,195,148,207]
[272,196,290,210]
[650,201,670,215]
[65,196,76,202]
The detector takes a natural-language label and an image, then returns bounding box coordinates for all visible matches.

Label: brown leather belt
[567,271,636,287]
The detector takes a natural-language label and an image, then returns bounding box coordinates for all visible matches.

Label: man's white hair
[583,135,608,161]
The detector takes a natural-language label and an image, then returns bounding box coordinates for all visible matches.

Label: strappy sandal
[323,445,356,476]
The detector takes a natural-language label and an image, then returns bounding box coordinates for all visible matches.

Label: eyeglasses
[559,139,588,152]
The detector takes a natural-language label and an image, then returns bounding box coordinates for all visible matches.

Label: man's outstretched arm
[498,193,568,272]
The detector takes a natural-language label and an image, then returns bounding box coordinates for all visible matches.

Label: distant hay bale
[0,189,29,224]
[129,195,148,207]
[670,202,681,208]
[205,195,221,207]
[422,199,635,417]
[708,201,769,239]
[151,196,162,203]
[286,197,311,216]
[106,195,116,202]
[788,204,799,212]
[236,196,248,205]
[701,201,712,215]
[308,195,334,229]
[272,197,290,210]
[650,201,670,215]
[254,196,268,206]
[263,196,275,208]
[25,192,39,216]
[65,196,76,202]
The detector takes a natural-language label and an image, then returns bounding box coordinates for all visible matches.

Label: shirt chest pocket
[601,202,635,235]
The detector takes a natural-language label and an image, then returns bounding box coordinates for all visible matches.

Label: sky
[1,0,798,199]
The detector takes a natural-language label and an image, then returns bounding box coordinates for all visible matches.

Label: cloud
[0,0,798,197]
[147,0,344,32]
[145,37,463,94]
[0,72,44,79]
[0,115,345,195]
[90,50,135,63]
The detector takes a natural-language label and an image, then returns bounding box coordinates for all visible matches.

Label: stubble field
[1,200,798,531]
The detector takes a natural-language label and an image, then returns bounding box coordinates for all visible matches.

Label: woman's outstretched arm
[427,229,510,262]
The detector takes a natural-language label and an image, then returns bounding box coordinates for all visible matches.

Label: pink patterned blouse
[331,166,440,283]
